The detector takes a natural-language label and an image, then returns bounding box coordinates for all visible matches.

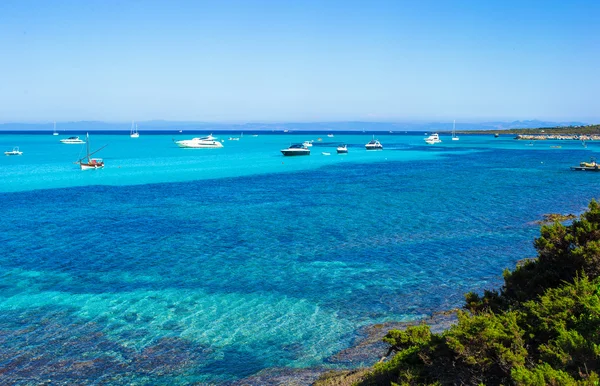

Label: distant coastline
[0,119,593,133]
[456,123,600,136]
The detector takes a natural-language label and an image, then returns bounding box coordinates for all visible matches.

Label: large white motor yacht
[425,133,442,144]
[174,135,224,148]
[60,136,85,144]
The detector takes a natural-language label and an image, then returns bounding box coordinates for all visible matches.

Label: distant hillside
[0,120,590,132]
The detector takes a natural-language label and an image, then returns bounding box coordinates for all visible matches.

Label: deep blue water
[0,133,598,384]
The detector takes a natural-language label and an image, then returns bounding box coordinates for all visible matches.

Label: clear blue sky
[0,0,598,123]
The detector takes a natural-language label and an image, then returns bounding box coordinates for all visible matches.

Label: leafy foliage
[357,200,600,385]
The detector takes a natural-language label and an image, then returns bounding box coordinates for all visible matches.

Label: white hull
[80,163,104,170]
[5,151,23,156]
[61,137,85,144]
[130,133,140,138]
[175,141,224,148]
[425,134,442,144]
[175,135,223,148]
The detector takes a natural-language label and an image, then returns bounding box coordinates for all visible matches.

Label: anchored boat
[60,136,85,144]
[4,147,23,156]
[281,144,310,156]
[365,136,383,150]
[77,133,106,170]
[174,135,224,148]
[425,133,442,144]
[571,158,600,172]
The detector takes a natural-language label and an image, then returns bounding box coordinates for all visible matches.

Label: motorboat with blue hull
[281,144,310,156]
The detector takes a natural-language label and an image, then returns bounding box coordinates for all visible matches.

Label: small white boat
[302,141,313,147]
[322,152,331,156]
[4,147,23,156]
[281,144,310,156]
[77,133,106,170]
[229,137,240,141]
[174,135,224,148]
[52,122,58,136]
[337,144,348,154]
[130,121,140,138]
[451,120,459,141]
[327,134,334,138]
[60,136,85,144]
[425,133,442,144]
[365,136,383,150]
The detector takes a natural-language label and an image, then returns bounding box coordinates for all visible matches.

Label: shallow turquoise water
[0,132,598,383]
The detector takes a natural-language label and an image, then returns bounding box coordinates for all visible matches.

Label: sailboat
[52,122,59,136]
[77,133,106,170]
[130,121,140,138]
[452,120,459,141]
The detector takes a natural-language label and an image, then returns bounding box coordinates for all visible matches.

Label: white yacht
[425,133,442,144]
[327,134,334,138]
[174,134,224,148]
[4,147,23,156]
[302,140,313,147]
[60,136,85,144]
[365,137,383,150]
[336,144,348,154]
[281,144,310,156]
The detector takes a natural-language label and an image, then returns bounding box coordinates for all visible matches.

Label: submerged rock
[534,213,576,224]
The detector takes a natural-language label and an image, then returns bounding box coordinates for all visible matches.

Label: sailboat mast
[86,133,90,162]
[453,120,456,137]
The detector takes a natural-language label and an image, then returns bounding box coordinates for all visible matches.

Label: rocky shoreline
[228,312,459,386]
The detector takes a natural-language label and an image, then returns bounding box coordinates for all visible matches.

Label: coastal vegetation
[460,124,600,136]
[317,200,600,385]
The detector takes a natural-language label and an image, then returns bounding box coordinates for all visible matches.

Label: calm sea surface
[0,132,598,384]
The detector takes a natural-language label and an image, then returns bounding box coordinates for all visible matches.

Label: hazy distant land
[0,119,590,133]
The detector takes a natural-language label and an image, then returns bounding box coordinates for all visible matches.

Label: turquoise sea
[0,131,598,384]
